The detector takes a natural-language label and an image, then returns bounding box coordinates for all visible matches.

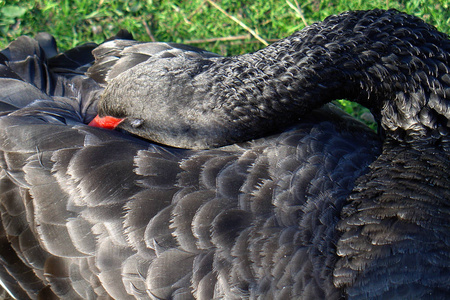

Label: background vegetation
[0,0,449,125]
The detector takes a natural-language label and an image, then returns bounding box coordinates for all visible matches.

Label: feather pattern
[0,8,448,300]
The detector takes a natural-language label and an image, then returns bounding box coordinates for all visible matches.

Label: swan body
[0,9,448,299]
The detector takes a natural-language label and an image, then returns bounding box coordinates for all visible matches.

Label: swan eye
[130,118,144,128]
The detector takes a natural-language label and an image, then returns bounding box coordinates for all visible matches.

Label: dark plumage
[0,9,449,300]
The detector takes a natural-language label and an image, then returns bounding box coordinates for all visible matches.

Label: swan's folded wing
[0,100,383,299]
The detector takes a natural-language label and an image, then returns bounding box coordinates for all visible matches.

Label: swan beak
[88,115,125,129]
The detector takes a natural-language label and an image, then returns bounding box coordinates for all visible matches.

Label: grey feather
[0,9,448,300]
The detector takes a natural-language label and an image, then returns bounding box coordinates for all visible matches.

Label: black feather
[0,9,448,300]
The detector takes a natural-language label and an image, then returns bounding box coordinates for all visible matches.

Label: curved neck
[227,9,447,134]
[193,9,448,146]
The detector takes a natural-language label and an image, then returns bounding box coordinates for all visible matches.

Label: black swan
[0,9,449,299]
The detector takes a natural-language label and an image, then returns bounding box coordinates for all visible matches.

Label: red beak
[88,115,124,129]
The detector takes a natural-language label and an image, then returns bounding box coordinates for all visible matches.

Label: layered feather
[0,9,448,300]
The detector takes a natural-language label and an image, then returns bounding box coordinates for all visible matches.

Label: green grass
[0,0,449,126]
